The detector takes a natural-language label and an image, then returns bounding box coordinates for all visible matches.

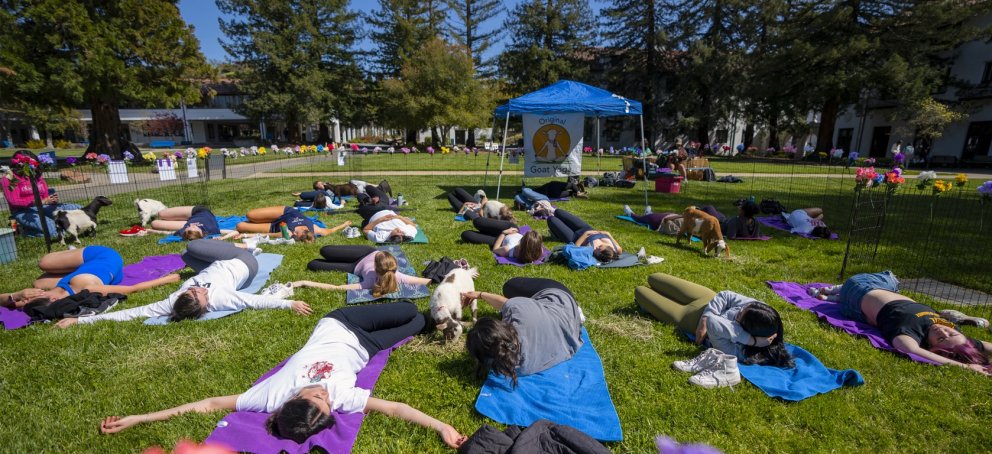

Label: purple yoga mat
[756,216,839,240]
[205,337,412,454]
[767,281,938,364]
[1,254,186,331]
[730,235,772,241]
[493,225,550,266]
[118,254,186,286]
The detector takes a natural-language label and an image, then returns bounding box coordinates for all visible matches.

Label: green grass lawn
[2,174,991,453]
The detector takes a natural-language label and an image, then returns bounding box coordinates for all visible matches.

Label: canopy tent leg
[640,114,649,210]
[596,116,602,174]
[496,112,511,199]
[483,114,499,188]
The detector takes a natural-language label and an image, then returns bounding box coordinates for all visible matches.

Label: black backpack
[422,257,459,284]
[601,172,621,187]
[760,199,787,214]
[583,176,599,188]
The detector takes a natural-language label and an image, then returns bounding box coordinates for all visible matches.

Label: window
[715,129,728,143]
[982,62,992,84]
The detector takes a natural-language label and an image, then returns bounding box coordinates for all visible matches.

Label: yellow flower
[197,150,207,159]
[955,173,968,186]
[258,147,267,155]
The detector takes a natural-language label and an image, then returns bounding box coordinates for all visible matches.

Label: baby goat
[54,196,112,244]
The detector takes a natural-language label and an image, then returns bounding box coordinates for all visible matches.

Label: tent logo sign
[533,124,571,162]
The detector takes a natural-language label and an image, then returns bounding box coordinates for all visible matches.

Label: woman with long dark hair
[94,301,467,448]
[463,277,584,386]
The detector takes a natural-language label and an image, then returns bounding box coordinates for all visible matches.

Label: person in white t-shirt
[783,207,833,239]
[361,208,418,243]
[55,240,312,327]
[96,301,467,448]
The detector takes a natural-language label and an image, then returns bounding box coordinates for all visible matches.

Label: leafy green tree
[600,0,667,143]
[368,0,446,78]
[381,38,496,146]
[498,0,597,95]
[219,0,361,143]
[445,0,504,77]
[0,0,208,157]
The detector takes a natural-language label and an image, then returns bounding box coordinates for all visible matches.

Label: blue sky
[178,0,603,63]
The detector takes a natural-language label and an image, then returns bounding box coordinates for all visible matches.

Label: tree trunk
[287,120,302,143]
[406,129,417,145]
[767,111,780,151]
[816,98,839,153]
[743,123,754,148]
[88,97,123,158]
[318,123,331,143]
[695,121,710,148]
[45,129,53,148]
[430,126,439,146]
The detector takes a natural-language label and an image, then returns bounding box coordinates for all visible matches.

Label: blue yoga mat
[738,344,864,401]
[475,328,622,442]
[143,253,285,325]
[345,245,429,304]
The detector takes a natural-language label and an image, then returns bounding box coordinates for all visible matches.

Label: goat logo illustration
[533,124,570,162]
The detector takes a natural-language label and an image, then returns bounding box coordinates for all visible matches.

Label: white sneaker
[623,204,634,217]
[646,256,665,265]
[260,282,294,299]
[673,348,726,373]
[644,205,653,215]
[267,237,296,245]
[689,354,741,389]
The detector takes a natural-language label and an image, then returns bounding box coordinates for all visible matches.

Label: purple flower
[174,151,183,158]
[123,151,135,161]
[66,157,77,166]
[38,154,55,166]
[979,180,992,196]
[891,166,902,177]
[97,154,111,163]
[893,152,905,163]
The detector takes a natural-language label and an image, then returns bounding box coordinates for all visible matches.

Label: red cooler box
[655,175,683,193]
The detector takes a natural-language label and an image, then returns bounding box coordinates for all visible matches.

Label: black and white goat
[54,196,113,244]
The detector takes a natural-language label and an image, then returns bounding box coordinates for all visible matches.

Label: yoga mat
[493,225,551,266]
[118,254,186,286]
[217,215,328,233]
[346,245,429,304]
[615,214,651,229]
[475,328,622,442]
[767,281,939,364]
[598,253,641,268]
[454,214,468,222]
[205,337,411,454]
[738,344,863,401]
[756,216,839,240]
[157,233,220,244]
[2,254,186,330]
[143,253,285,325]
[620,215,771,241]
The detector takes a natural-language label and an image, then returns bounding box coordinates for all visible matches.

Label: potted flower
[955,173,968,188]
[978,180,992,203]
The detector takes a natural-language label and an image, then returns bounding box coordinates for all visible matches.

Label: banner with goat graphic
[522,113,583,177]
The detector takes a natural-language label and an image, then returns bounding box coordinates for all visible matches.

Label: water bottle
[279,222,291,239]
[397,193,405,206]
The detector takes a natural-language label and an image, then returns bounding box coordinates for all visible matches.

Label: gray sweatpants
[182,239,259,286]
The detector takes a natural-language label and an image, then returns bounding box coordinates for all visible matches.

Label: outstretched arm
[891,335,991,376]
[292,280,362,291]
[89,273,182,296]
[462,291,507,311]
[363,215,395,233]
[316,220,351,236]
[364,397,466,449]
[100,395,240,434]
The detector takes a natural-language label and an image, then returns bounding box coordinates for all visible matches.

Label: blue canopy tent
[488,80,648,207]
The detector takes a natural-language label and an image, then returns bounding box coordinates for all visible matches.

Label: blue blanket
[144,253,285,325]
[554,244,641,270]
[475,328,622,442]
[738,344,863,401]
[346,245,430,304]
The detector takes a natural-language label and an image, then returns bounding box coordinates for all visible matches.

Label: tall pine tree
[445,0,504,77]
[498,0,597,95]
[600,0,667,144]
[218,0,361,143]
[0,0,208,157]
[367,0,445,78]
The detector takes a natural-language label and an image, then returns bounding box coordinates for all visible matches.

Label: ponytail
[372,252,399,297]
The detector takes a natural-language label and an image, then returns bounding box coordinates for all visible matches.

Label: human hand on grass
[438,423,467,449]
[291,301,313,315]
[965,363,992,376]
[100,415,142,434]
[55,318,78,328]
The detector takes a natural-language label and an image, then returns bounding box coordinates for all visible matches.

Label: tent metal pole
[483,114,499,188]
[496,112,511,199]
[596,116,601,174]
[640,114,648,210]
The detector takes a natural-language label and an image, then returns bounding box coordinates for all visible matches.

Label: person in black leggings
[463,277,584,386]
[547,209,622,262]
[461,217,545,263]
[298,245,432,296]
[533,179,587,199]
[447,188,482,219]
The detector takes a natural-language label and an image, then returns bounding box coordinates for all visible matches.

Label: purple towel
[118,254,186,286]
[0,306,32,330]
[494,226,550,266]
[767,281,938,364]
[756,216,839,240]
[1,254,186,330]
[729,235,772,241]
[205,337,412,454]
